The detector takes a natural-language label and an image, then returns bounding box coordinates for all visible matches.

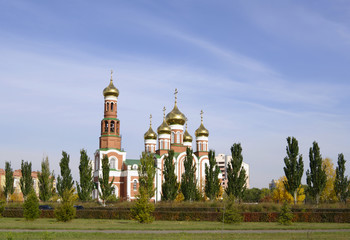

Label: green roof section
[124,159,140,165]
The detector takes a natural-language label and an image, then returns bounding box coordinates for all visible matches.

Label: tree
[161,150,179,201]
[243,188,262,203]
[131,152,156,223]
[225,143,247,202]
[181,147,198,201]
[138,152,156,199]
[306,141,327,205]
[56,151,74,198]
[205,150,221,200]
[55,188,77,222]
[98,155,114,205]
[278,201,294,225]
[20,160,33,200]
[320,158,338,203]
[37,156,54,202]
[4,162,14,202]
[76,149,94,201]
[334,153,350,203]
[272,176,305,204]
[23,190,40,221]
[283,137,304,205]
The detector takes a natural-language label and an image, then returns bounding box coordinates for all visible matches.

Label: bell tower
[99,70,121,150]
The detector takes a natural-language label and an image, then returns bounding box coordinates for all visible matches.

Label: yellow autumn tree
[320,158,338,203]
[272,176,305,204]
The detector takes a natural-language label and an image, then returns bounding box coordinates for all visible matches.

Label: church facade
[93,72,212,201]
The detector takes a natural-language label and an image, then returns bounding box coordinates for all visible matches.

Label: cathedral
[93,72,212,201]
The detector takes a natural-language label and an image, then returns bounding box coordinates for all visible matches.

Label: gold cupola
[103,70,119,97]
[157,107,171,135]
[183,120,193,142]
[165,88,186,125]
[195,110,209,137]
[144,114,157,140]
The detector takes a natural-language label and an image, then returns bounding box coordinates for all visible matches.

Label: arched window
[198,142,202,151]
[110,158,116,169]
[160,140,163,149]
[110,121,115,133]
[133,180,137,191]
[203,142,206,151]
[106,102,109,111]
[111,102,114,111]
[95,157,99,171]
[104,121,109,132]
[176,132,180,143]
[171,132,174,144]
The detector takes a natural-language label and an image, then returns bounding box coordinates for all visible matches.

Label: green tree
[55,188,77,222]
[283,136,304,205]
[132,152,156,223]
[161,150,179,201]
[243,188,262,202]
[76,149,94,201]
[56,151,74,198]
[204,150,221,200]
[20,160,33,200]
[306,141,327,205]
[334,153,350,203]
[23,190,40,221]
[181,147,198,201]
[4,162,14,202]
[98,155,114,205]
[225,143,247,202]
[37,156,54,202]
[138,152,156,199]
[278,201,294,225]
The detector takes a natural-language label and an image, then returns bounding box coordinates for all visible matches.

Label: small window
[111,102,114,111]
[104,121,109,132]
[110,121,115,133]
[133,180,137,191]
[110,158,116,169]
[171,132,174,144]
[106,102,109,111]
[176,132,180,143]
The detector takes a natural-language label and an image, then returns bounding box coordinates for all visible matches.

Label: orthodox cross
[110,69,113,81]
[150,114,152,127]
[163,106,166,119]
[174,88,178,104]
[200,110,204,123]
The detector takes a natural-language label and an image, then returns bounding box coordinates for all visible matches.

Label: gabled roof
[124,159,140,166]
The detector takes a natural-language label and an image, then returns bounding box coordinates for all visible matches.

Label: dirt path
[0,229,350,234]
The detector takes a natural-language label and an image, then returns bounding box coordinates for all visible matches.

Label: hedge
[3,208,350,223]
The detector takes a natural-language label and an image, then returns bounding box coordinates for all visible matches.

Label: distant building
[215,154,250,189]
[269,179,277,191]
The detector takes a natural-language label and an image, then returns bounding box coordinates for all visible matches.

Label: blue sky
[0,0,350,188]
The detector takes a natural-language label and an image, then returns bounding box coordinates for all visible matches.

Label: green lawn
[1,232,350,240]
[0,218,350,231]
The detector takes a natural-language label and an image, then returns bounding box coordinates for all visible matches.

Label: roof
[124,159,140,166]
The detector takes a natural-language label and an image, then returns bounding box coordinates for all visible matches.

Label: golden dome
[144,126,157,140]
[195,110,209,137]
[157,107,171,134]
[165,89,186,125]
[103,70,119,97]
[183,121,193,142]
[144,114,157,140]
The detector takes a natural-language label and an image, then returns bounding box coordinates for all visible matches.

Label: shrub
[23,191,40,220]
[278,201,294,225]
[55,189,76,222]
[0,200,5,217]
[106,195,119,203]
[131,192,155,223]
[220,197,243,224]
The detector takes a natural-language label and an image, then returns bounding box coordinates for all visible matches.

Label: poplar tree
[38,156,54,202]
[57,151,74,198]
[181,147,198,201]
[161,150,178,201]
[334,153,350,203]
[306,141,327,205]
[20,160,33,200]
[226,143,247,202]
[4,162,14,202]
[138,152,156,199]
[205,150,221,200]
[76,149,94,201]
[98,155,114,205]
[283,137,304,205]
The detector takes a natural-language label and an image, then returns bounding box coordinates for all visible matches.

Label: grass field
[0,218,350,239]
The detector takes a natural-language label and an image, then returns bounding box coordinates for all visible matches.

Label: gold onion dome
[144,114,157,140]
[183,123,193,142]
[165,89,186,125]
[157,107,171,135]
[103,70,119,97]
[195,110,209,137]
